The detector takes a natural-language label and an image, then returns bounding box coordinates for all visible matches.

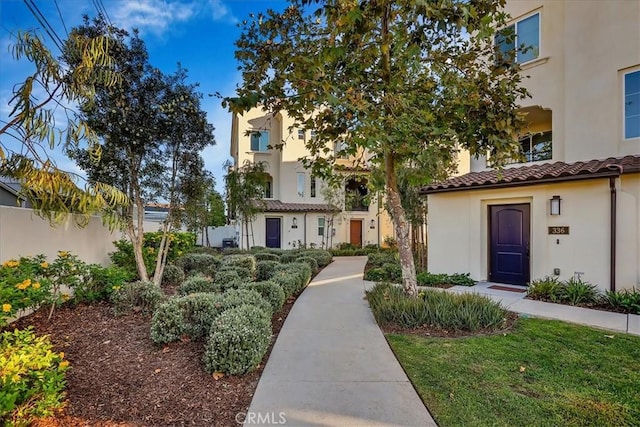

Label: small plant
[528,277,563,302]
[222,288,273,316]
[222,254,257,278]
[203,305,271,375]
[416,271,476,287]
[0,256,50,326]
[218,265,253,281]
[562,277,599,306]
[161,264,185,288]
[254,252,280,262]
[178,253,222,277]
[71,264,131,304]
[0,328,69,424]
[601,289,640,314]
[367,251,398,268]
[301,250,333,267]
[178,275,219,295]
[111,281,166,315]
[213,270,242,287]
[296,256,319,274]
[45,251,92,318]
[150,299,187,344]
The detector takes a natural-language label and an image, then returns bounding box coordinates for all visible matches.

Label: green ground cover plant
[387,318,640,426]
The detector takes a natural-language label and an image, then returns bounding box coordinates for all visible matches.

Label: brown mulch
[379,311,520,339]
[10,297,296,427]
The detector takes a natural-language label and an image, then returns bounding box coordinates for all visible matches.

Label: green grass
[387,318,640,427]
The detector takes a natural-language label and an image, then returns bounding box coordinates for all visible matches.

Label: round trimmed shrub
[203,305,271,375]
[213,270,241,286]
[256,260,281,281]
[222,288,273,316]
[222,254,257,277]
[270,270,300,299]
[217,265,252,281]
[178,275,219,295]
[279,251,301,263]
[112,281,166,315]
[303,250,333,267]
[242,281,286,312]
[161,264,185,288]
[178,253,221,277]
[296,256,319,274]
[151,299,186,344]
[254,252,280,262]
[284,262,312,291]
[180,293,227,340]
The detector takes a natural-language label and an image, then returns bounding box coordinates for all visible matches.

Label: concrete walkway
[448,281,640,336]
[246,256,436,427]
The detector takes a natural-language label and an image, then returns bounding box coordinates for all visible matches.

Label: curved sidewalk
[245,256,436,427]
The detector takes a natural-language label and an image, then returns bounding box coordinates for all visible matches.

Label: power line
[23,0,64,52]
[53,0,69,37]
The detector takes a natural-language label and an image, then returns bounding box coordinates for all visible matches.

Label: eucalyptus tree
[0,28,127,226]
[231,0,528,295]
[67,17,214,283]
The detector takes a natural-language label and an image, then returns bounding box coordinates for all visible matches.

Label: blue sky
[0,0,288,194]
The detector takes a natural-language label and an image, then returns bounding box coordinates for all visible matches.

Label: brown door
[350,220,362,247]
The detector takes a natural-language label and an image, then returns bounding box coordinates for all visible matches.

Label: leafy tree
[231,0,528,295]
[225,160,268,250]
[0,29,127,226]
[208,190,227,227]
[66,17,214,283]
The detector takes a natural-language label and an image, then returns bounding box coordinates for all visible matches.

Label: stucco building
[422,0,640,291]
[230,108,394,249]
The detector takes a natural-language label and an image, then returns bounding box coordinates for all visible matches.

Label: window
[345,177,369,211]
[519,131,552,162]
[625,70,640,139]
[310,130,317,139]
[496,12,540,64]
[297,172,305,197]
[318,217,325,237]
[250,130,269,151]
[297,129,305,140]
[334,140,348,159]
[262,175,273,198]
[310,176,316,198]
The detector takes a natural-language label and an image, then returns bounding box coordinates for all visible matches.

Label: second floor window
[310,176,316,198]
[519,131,552,163]
[298,129,305,140]
[297,172,305,197]
[263,175,273,198]
[250,130,269,152]
[496,12,540,64]
[625,70,640,139]
[345,178,369,211]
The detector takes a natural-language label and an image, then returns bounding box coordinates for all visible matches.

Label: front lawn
[387,318,640,426]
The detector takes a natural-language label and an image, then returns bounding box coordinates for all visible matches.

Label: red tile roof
[421,155,640,194]
[252,199,340,212]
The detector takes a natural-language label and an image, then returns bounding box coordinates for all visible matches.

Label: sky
[0,0,288,195]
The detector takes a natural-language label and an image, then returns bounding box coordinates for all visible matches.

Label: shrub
[601,289,640,314]
[301,250,333,267]
[279,251,301,263]
[366,283,508,332]
[416,271,475,287]
[143,231,196,261]
[527,277,564,302]
[161,264,185,288]
[270,270,300,299]
[222,288,273,316]
[242,281,286,313]
[221,248,248,255]
[363,262,401,282]
[218,265,252,281]
[256,260,281,281]
[562,277,599,306]
[367,251,397,268]
[111,281,166,315]
[47,251,92,309]
[203,305,271,375]
[222,254,257,278]
[254,252,280,262]
[110,239,155,279]
[285,262,312,291]
[213,270,241,286]
[72,264,130,304]
[188,247,220,256]
[1,256,50,326]
[364,267,386,282]
[151,293,227,344]
[0,328,69,424]
[178,253,221,277]
[178,275,219,295]
[296,256,319,274]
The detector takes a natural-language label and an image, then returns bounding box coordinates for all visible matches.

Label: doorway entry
[349,219,363,247]
[265,217,281,248]
[489,204,530,285]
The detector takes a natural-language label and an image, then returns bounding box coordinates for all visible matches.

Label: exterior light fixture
[370,219,376,229]
[292,217,298,228]
[550,195,561,215]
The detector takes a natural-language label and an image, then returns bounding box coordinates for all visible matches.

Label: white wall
[0,206,120,265]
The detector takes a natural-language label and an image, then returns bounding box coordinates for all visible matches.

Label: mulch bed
[9,296,296,427]
[379,311,520,339]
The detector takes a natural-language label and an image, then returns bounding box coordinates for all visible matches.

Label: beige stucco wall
[0,206,121,265]
[427,174,640,292]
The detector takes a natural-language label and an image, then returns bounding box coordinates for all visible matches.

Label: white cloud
[109,0,236,36]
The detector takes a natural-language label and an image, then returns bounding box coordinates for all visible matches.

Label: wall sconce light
[370,219,376,229]
[550,195,561,215]
[292,217,298,229]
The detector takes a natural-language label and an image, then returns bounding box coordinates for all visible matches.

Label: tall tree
[0,29,127,226]
[231,0,528,295]
[66,17,214,282]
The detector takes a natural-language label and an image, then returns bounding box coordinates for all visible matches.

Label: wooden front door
[489,204,530,285]
[265,218,281,248]
[350,220,362,247]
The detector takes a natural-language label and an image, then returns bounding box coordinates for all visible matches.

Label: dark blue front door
[489,204,530,285]
[265,218,281,248]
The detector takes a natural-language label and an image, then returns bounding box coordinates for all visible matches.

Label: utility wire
[23,0,64,51]
[53,0,69,37]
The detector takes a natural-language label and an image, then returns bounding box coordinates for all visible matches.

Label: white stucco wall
[427,175,640,292]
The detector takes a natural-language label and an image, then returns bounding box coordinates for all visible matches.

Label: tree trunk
[152,226,171,286]
[128,190,149,282]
